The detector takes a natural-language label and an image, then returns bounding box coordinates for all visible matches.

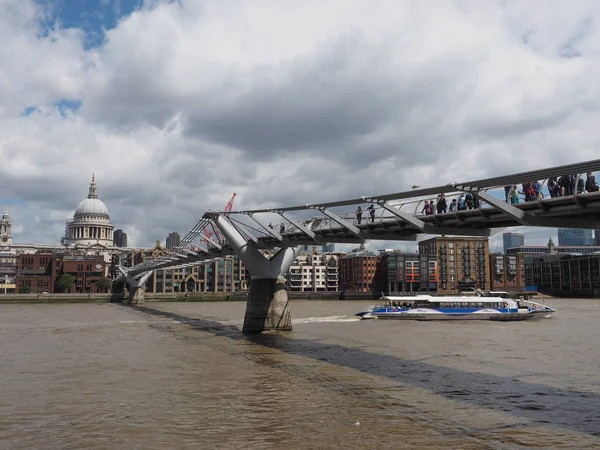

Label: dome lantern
[88,173,97,199]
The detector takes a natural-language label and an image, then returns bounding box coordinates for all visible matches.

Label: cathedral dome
[73,174,110,218]
[75,198,109,217]
[67,175,114,247]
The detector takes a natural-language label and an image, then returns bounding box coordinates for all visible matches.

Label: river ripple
[0,299,599,449]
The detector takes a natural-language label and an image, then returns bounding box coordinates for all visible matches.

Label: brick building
[489,253,526,293]
[419,237,490,294]
[381,252,437,293]
[339,245,384,294]
[16,252,56,293]
[56,255,109,293]
[15,252,109,294]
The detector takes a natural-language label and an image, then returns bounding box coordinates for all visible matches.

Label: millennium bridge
[116,159,600,333]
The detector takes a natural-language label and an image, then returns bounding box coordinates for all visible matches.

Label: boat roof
[383,295,512,303]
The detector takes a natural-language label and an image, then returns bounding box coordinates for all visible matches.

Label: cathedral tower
[0,207,13,246]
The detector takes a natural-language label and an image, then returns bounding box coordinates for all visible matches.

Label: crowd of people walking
[504,173,598,204]
[351,173,599,223]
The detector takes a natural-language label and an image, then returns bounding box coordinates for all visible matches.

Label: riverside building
[381,251,437,293]
[419,236,491,294]
[286,251,339,292]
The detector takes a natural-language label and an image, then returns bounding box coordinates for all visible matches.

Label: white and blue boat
[356,291,555,321]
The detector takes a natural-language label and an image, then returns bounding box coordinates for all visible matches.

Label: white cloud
[1,0,600,248]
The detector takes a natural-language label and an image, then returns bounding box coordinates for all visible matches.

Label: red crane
[202,193,236,244]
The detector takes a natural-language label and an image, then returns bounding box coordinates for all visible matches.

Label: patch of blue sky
[0,198,27,207]
[21,106,39,117]
[20,99,81,118]
[36,0,142,49]
[55,99,82,116]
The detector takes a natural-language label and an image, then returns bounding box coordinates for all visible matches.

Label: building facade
[339,246,384,293]
[507,245,600,255]
[16,252,56,293]
[525,253,600,296]
[0,249,17,294]
[113,229,128,247]
[503,232,524,254]
[489,253,526,292]
[55,255,110,293]
[381,252,437,293]
[595,230,600,246]
[287,252,339,292]
[557,228,594,247]
[419,237,490,294]
[166,232,181,250]
[131,241,249,294]
[15,251,111,294]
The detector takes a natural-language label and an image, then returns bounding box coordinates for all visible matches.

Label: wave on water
[292,315,360,324]
[215,316,360,327]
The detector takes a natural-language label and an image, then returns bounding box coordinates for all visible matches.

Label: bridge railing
[220,171,600,239]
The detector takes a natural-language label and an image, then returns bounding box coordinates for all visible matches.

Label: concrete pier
[207,213,300,333]
[243,277,292,333]
[128,285,146,304]
[115,268,153,305]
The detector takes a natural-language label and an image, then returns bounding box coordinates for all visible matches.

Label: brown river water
[0,299,599,449]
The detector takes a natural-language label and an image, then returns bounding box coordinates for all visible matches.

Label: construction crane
[201,193,237,245]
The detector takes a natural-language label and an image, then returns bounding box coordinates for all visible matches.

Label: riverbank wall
[0,291,345,304]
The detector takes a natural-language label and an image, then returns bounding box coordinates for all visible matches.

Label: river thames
[0,299,599,449]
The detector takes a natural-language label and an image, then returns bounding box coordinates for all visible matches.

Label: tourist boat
[355,291,555,321]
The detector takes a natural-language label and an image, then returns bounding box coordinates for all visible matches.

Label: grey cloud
[6,0,600,248]
[83,33,467,173]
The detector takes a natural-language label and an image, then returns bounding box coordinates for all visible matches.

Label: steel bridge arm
[247,213,283,242]
[312,207,363,240]
[225,215,260,244]
[472,189,600,229]
[276,211,319,241]
[374,200,491,237]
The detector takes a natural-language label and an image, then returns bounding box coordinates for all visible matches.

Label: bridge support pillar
[208,213,300,333]
[116,268,154,305]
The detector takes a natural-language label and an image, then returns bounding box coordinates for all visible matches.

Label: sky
[1,0,600,251]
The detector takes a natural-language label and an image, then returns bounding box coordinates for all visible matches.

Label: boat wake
[292,315,361,324]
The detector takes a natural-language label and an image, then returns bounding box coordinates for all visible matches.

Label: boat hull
[370,311,553,321]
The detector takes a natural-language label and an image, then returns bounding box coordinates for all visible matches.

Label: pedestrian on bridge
[436,194,447,214]
[356,206,363,224]
[449,198,457,212]
[510,185,519,204]
[504,186,511,203]
[586,172,599,192]
[367,204,376,223]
